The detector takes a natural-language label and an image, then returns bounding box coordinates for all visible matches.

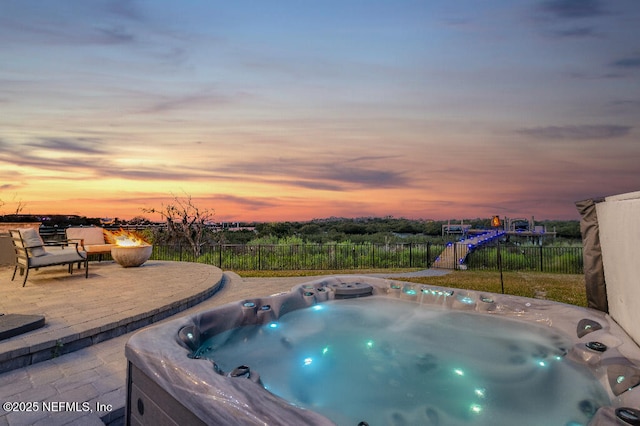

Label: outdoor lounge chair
[10,228,88,287]
[65,226,115,262]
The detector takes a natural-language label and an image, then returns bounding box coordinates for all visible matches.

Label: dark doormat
[0,314,46,340]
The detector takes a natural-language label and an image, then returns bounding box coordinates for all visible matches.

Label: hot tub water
[194,297,609,425]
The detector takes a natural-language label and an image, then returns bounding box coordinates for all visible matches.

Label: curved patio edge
[0,261,224,374]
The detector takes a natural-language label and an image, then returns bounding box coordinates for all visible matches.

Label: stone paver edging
[0,261,222,374]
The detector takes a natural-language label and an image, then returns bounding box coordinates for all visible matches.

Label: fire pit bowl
[111,245,153,267]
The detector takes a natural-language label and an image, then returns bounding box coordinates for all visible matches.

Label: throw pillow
[19,228,46,257]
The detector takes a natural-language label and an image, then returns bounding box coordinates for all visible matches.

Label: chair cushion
[19,228,46,257]
[66,227,107,246]
[29,249,86,267]
[85,244,115,254]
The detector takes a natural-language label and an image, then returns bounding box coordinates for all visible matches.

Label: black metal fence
[150,242,584,274]
[152,242,444,271]
[466,244,583,274]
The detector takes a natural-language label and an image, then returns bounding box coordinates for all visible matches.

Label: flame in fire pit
[104,228,150,247]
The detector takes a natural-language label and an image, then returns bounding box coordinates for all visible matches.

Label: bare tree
[0,194,26,215]
[142,194,214,257]
[14,200,26,214]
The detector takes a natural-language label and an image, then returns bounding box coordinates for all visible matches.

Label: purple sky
[1,0,639,221]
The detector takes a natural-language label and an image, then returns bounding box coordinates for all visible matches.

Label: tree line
[2,213,581,239]
[2,213,582,249]
[250,217,581,242]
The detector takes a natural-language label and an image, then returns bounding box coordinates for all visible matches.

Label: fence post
[409,243,413,268]
[352,245,356,269]
[332,245,336,269]
[294,244,298,269]
[539,245,543,272]
[497,242,504,294]
[453,243,458,270]
[218,244,223,268]
[372,243,376,269]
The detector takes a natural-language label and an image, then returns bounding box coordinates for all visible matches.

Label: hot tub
[125,276,640,425]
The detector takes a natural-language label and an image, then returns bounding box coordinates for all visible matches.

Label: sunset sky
[1,0,639,222]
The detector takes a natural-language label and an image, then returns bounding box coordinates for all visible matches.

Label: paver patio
[0,261,323,425]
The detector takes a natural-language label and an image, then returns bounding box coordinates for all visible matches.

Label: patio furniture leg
[84,258,89,278]
[10,266,28,287]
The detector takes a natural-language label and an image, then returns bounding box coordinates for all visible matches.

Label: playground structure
[435,216,557,269]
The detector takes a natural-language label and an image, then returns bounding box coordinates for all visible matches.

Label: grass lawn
[236,269,588,308]
[236,268,419,278]
[400,271,587,307]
